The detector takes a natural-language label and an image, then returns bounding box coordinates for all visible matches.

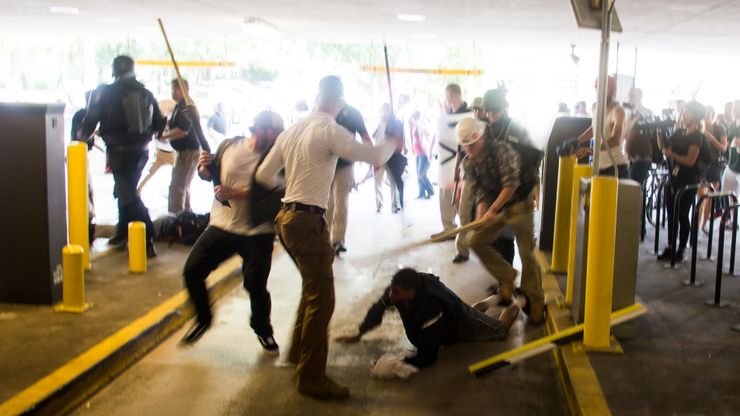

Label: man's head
[250,111,284,151]
[628,87,643,106]
[456,117,487,159]
[389,268,423,303]
[215,102,225,115]
[111,55,135,80]
[705,105,716,126]
[171,79,189,102]
[471,97,486,121]
[483,88,507,122]
[724,101,734,124]
[733,99,740,121]
[316,75,344,116]
[594,75,617,102]
[445,83,463,112]
[681,100,706,128]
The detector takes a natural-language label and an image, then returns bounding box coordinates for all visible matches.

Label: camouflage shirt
[463,135,521,207]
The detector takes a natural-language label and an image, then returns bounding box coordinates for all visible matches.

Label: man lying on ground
[336,268,519,368]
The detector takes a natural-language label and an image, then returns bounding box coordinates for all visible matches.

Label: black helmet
[112,55,135,77]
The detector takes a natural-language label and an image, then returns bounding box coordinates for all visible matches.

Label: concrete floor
[71,180,565,416]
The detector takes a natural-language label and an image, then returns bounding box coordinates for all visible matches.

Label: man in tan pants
[457,116,544,325]
[256,76,395,400]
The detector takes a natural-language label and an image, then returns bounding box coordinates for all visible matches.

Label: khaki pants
[439,187,457,231]
[468,197,544,304]
[374,165,399,211]
[137,148,175,193]
[275,209,336,383]
[326,164,354,245]
[455,179,474,258]
[168,149,199,214]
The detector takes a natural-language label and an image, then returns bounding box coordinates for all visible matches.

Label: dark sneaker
[452,254,469,264]
[180,321,211,345]
[657,247,673,261]
[257,335,280,356]
[146,242,158,258]
[297,376,350,400]
[675,249,685,263]
[108,233,127,247]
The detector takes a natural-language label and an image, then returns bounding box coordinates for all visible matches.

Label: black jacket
[358,273,467,368]
[80,77,165,149]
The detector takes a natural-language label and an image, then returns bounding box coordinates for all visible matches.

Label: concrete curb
[0,256,243,416]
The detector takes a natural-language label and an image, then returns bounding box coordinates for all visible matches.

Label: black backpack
[174,212,210,245]
[120,88,154,136]
[494,118,544,199]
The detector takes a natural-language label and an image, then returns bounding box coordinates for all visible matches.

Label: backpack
[494,118,544,199]
[695,133,713,176]
[174,212,210,245]
[121,88,154,136]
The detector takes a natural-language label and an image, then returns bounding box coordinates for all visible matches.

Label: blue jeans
[416,155,434,198]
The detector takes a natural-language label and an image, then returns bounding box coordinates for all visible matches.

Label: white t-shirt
[256,111,395,209]
[209,138,274,236]
[436,111,473,188]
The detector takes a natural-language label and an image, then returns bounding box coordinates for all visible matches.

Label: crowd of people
[77,54,740,401]
[76,55,548,401]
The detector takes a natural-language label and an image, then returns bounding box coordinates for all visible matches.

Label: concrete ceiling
[2,0,740,54]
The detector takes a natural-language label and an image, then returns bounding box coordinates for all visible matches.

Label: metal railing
[707,204,740,307]
[686,192,737,286]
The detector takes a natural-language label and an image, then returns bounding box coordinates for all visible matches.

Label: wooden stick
[157,18,192,107]
[429,219,487,242]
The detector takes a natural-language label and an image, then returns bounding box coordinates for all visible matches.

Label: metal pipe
[592,0,613,173]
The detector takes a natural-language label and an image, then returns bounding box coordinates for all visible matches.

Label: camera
[636,108,676,138]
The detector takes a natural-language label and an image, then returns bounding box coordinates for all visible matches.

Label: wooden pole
[157,18,192,106]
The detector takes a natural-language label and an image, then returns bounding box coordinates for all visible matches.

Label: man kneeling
[337,268,519,368]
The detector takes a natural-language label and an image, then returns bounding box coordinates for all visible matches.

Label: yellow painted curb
[0,256,243,416]
[536,251,612,416]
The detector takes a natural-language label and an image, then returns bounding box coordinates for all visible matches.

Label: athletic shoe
[657,247,673,261]
[180,321,211,345]
[297,376,350,400]
[452,255,469,264]
[108,233,127,247]
[257,335,280,356]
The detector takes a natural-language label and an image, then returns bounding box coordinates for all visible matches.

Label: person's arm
[669,144,700,167]
[336,289,392,343]
[705,125,728,154]
[482,144,521,222]
[327,124,396,166]
[160,105,192,141]
[255,137,285,189]
[150,96,167,137]
[605,107,626,148]
[198,151,214,181]
[79,88,103,141]
[359,131,373,146]
[161,128,188,141]
[577,126,593,145]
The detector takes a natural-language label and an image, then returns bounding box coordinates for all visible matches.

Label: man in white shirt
[256,76,395,400]
[372,103,399,212]
[179,112,284,354]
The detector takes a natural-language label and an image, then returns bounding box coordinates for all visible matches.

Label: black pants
[630,160,653,238]
[665,182,697,250]
[108,149,155,240]
[494,237,515,266]
[183,226,275,336]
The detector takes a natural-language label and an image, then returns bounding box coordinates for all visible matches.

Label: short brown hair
[445,83,462,97]
[171,78,189,91]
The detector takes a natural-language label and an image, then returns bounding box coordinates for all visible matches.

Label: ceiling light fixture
[50,6,79,15]
[397,13,425,22]
[242,17,280,40]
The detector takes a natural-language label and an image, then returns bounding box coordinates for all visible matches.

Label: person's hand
[663,147,673,158]
[336,333,362,344]
[481,209,504,225]
[575,147,592,159]
[214,185,238,201]
[199,151,214,166]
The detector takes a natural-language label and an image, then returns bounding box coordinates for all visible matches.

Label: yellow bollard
[67,142,90,270]
[129,221,147,273]
[566,165,593,304]
[551,156,576,273]
[55,245,92,313]
[583,176,619,349]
